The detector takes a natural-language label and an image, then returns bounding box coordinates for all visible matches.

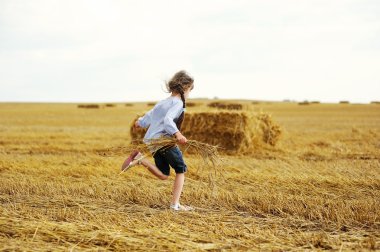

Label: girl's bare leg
[139,158,188,209]
[171,173,185,206]
[140,159,168,180]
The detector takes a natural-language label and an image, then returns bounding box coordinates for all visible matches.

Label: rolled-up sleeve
[164,101,183,135]
[137,108,154,128]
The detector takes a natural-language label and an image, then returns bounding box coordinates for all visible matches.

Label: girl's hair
[166,70,194,108]
[166,70,194,131]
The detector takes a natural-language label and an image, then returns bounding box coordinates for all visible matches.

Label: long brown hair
[166,70,194,131]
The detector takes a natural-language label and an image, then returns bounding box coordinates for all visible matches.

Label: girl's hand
[134,121,140,129]
[174,132,187,144]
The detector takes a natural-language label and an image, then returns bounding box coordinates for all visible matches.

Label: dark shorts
[153,145,187,176]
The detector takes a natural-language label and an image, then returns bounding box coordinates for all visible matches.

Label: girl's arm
[174,131,187,144]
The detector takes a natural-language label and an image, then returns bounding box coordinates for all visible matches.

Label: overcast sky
[0,0,379,103]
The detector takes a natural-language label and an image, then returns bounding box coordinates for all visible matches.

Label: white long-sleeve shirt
[137,96,184,144]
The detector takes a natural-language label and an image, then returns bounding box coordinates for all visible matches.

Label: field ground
[0,100,379,251]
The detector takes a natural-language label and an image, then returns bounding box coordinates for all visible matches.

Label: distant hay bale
[186,102,198,107]
[252,101,260,104]
[207,102,220,108]
[208,102,221,109]
[339,101,350,104]
[77,104,100,109]
[105,104,116,107]
[227,104,243,110]
[125,103,134,107]
[207,102,243,110]
[370,101,380,104]
[130,111,282,154]
[298,101,310,105]
[147,102,156,107]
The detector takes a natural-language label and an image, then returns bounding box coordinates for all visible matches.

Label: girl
[122,70,194,211]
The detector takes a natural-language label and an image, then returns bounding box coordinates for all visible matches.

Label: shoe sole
[120,154,145,174]
[170,205,194,211]
[121,151,139,171]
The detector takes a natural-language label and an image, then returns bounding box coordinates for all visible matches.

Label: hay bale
[186,102,198,107]
[339,101,350,104]
[130,111,281,154]
[208,102,219,108]
[370,101,380,104]
[147,102,156,107]
[298,101,310,105]
[105,103,116,107]
[207,102,243,110]
[256,113,282,146]
[226,104,243,110]
[77,104,100,109]
[125,103,134,107]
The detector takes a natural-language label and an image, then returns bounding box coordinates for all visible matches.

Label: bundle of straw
[127,137,223,167]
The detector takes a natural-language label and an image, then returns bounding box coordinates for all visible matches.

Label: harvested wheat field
[0,101,379,251]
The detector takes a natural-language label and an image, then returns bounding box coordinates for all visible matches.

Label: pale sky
[0,0,379,103]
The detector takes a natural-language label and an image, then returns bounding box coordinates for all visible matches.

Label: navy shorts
[153,145,187,176]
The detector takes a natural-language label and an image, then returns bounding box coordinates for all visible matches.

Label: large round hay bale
[130,111,281,154]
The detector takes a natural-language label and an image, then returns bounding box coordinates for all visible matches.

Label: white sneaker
[170,203,194,211]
